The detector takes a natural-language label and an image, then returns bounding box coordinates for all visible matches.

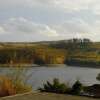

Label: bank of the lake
[0,92,98,100]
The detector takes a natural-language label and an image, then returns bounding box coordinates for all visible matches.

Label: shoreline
[0,63,99,69]
[0,91,98,100]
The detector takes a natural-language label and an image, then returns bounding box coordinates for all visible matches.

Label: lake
[0,65,100,90]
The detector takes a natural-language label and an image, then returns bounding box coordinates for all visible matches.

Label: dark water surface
[0,65,100,90]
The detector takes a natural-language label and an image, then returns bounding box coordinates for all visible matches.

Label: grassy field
[0,92,99,100]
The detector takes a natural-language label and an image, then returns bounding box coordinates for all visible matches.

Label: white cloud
[0,0,98,11]
[60,19,91,34]
[0,0,100,41]
[0,0,100,14]
[0,17,59,37]
[0,27,5,33]
[24,0,100,12]
[51,17,100,41]
[42,26,58,37]
[1,16,100,41]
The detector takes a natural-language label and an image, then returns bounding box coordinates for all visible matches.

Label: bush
[71,80,83,95]
[13,80,32,94]
[38,78,71,94]
[0,68,32,97]
[96,73,100,81]
[6,68,32,94]
[0,76,16,97]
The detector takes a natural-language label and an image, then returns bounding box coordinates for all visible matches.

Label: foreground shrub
[0,74,32,97]
[5,68,32,95]
[13,80,32,94]
[96,73,100,81]
[0,76,16,97]
[39,78,84,96]
[38,78,71,94]
[71,80,83,95]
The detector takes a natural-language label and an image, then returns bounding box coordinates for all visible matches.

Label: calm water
[0,65,100,90]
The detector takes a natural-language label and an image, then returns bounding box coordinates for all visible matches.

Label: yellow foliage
[0,76,16,97]
[0,75,32,97]
[14,80,32,94]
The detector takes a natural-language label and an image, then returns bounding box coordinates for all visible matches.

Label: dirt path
[0,92,99,100]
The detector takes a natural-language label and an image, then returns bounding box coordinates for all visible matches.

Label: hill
[0,38,100,67]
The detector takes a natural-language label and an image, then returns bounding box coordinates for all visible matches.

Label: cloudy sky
[0,0,100,42]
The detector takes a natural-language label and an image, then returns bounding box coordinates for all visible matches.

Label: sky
[0,0,100,42]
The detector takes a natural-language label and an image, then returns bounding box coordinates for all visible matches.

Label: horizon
[0,38,99,43]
